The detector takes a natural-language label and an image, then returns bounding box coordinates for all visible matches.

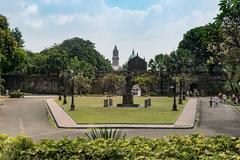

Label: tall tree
[11,27,24,47]
[43,48,69,75]
[0,15,26,94]
[170,49,194,74]
[149,54,171,94]
[178,25,215,73]
[0,15,26,73]
[57,37,112,72]
[207,0,240,94]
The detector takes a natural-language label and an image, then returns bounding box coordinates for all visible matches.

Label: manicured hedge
[0,134,239,159]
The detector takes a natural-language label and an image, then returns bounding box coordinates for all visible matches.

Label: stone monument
[117,72,140,107]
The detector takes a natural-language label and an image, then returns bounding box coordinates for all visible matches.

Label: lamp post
[58,75,62,101]
[182,77,186,100]
[172,79,178,111]
[70,70,75,111]
[63,72,67,104]
[0,68,1,96]
[159,66,163,95]
[178,78,183,104]
[0,53,2,96]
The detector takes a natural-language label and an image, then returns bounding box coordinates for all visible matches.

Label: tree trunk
[0,68,1,96]
[228,80,236,95]
[160,71,163,95]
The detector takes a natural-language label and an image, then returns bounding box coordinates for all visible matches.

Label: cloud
[23,4,38,15]
[19,4,44,29]
[51,14,76,24]
[24,19,43,28]
[0,0,219,64]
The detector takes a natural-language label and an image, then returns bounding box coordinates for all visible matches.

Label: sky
[0,0,220,65]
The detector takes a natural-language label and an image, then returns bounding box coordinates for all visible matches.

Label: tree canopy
[46,37,112,73]
[0,15,26,73]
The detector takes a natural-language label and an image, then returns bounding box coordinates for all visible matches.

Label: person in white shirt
[214,96,219,106]
[222,94,227,104]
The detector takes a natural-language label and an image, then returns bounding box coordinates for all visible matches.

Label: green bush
[9,91,24,98]
[0,135,33,160]
[0,134,239,159]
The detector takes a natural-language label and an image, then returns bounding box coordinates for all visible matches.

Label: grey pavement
[0,97,85,140]
[0,97,239,141]
[198,97,240,136]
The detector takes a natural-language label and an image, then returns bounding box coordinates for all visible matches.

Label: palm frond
[85,128,126,140]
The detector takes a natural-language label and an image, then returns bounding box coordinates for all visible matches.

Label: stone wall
[2,74,59,94]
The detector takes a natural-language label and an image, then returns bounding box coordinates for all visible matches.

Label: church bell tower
[112,45,119,70]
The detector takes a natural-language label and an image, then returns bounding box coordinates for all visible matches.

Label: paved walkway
[0,97,56,137]
[175,98,198,128]
[198,97,240,136]
[46,98,198,129]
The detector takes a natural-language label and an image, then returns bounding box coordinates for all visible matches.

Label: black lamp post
[63,73,67,104]
[159,66,163,95]
[70,70,75,111]
[178,78,183,104]
[172,79,178,111]
[182,77,186,100]
[58,73,62,101]
[58,76,62,101]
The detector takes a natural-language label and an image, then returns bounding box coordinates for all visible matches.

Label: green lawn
[56,96,188,124]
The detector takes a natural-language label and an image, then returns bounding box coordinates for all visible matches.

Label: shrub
[0,134,239,159]
[9,91,24,98]
[0,135,33,160]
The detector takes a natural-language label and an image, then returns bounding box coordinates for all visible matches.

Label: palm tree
[150,54,170,95]
[170,49,194,103]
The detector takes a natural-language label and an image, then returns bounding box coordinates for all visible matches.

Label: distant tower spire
[112,45,119,70]
[132,48,135,55]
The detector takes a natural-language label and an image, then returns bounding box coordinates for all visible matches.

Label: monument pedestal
[117,104,140,107]
[117,94,140,107]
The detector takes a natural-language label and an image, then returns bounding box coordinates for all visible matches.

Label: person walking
[209,97,213,107]
[214,96,219,106]
[222,94,227,104]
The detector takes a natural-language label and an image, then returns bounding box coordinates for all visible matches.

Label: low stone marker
[148,98,152,106]
[104,99,109,107]
[145,98,152,108]
[109,99,113,106]
[144,99,148,108]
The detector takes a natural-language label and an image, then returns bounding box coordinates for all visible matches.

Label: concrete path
[46,98,198,129]
[175,98,198,128]
[46,99,78,128]
[198,97,240,136]
[0,97,53,136]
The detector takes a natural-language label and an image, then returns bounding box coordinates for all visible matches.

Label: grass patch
[56,96,188,124]
[48,115,57,128]
[46,105,57,128]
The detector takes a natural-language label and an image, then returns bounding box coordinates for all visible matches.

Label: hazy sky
[1,0,219,65]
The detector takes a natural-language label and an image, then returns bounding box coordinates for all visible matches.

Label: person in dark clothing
[209,98,213,107]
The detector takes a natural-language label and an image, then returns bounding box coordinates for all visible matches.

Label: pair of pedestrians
[209,97,219,107]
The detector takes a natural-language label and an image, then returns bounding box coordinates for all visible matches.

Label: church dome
[129,49,137,60]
